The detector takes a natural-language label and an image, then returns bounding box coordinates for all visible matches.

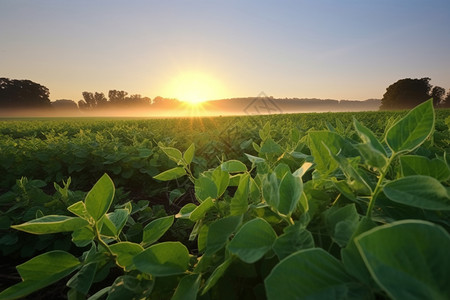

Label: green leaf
[160,145,183,164]
[265,248,356,300]
[356,220,450,300]
[221,160,247,173]
[142,215,174,247]
[195,175,218,202]
[245,153,265,164]
[66,262,97,295]
[273,225,314,260]
[400,155,450,181]
[201,257,233,295]
[383,175,450,210]
[356,143,388,169]
[353,118,387,156]
[230,173,250,215]
[190,197,215,222]
[175,203,197,219]
[227,218,277,263]
[11,215,88,234]
[308,131,353,174]
[278,172,303,216]
[67,201,90,219]
[0,251,81,300]
[323,204,360,247]
[386,99,435,154]
[85,174,115,221]
[133,241,189,276]
[262,173,279,211]
[212,166,230,198]
[109,242,144,271]
[72,226,95,247]
[260,138,283,155]
[171,274,201,300]
[153,167,186,181]
[183,143,195,165]
[205,215,242,256]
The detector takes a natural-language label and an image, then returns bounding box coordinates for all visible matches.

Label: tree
[78,91,107,110]
[380,78,432,110]
[108,90,128,104]
[0,78,51,108]
[431,86,446,107]
[52,99,78,110]
[441,89,450,108]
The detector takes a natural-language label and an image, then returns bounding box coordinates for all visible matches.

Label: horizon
[1,1,450,104]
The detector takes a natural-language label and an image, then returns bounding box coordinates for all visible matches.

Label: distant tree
[440,89,450,108]
[0,78,51,108]
[380,77,432,110]
[108,90,128,104]
[431,86,446,107]
[52,99,78,110]
[78,91,108,110]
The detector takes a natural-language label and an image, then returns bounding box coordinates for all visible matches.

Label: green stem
[366,154,395,219]
[94,223,115,257]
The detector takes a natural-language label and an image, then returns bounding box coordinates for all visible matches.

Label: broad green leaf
[0,251,80,300]
[212,166,230,198]
[265,248,357,300]
[323,204,360,247]
[67,201,90,219]
[197,224,209,253]
[227,218,277,263]
[72,226,95,247]
[260,138,283,155]
[142,215,174,247]
[153,167,186,181]
[386,99,435,154]
[201,257,233,295]
[106,209,129,235]
[308,131,354,174]
[383,175,450,210]
[109,242,144,271]
[160,146,183,164]
[230,173,250,215]
[134,242,189,276]
[356,143,388,169]
[221,160,247,173]
[171,274,201,300]
[274,163,291,180]
[11,215,88,234]
[67,262,97,295]
[190,197,215,221]
[205,215,242,256]
[195,175,217,202]
[278,172,303,216]
[341,216,377,288]
[262,173,279,210]
[353,118,386,155]
[400,155,450,181]
[183,143,195,165]
[356,220,450,300]
[273,225,314,260]
[175,203,197,219]
[85,174,115,221]
[245,153,265,164]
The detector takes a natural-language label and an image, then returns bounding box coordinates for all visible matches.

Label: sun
[164,71,224,104]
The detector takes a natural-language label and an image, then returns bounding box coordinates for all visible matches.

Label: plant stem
[366,154,395,219]
[95,223,115,257]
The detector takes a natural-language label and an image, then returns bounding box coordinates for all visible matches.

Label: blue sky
[1,0,449,102]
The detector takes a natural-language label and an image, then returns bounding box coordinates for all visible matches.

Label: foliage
[1,99,450,299]
[0,78,51,109]
[380,77,432,110]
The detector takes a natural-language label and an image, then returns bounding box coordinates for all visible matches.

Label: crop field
[1,101,450,299]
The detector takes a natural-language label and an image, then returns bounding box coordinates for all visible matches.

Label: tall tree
[431,86,446,107]
[0,78,51,108]
[380,77,432,110]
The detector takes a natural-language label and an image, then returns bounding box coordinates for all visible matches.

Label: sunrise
[1,1,450,299]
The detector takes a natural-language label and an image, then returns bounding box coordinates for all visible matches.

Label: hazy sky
[1,0,450,102]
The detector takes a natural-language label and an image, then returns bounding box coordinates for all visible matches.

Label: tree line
[2,77,450,111]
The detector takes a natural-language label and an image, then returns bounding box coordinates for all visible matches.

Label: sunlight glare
[165,72,225,104]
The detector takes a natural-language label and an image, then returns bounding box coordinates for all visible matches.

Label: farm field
[1,102,450,299]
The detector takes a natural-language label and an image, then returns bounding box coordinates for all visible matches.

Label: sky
[1,0,450,103]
